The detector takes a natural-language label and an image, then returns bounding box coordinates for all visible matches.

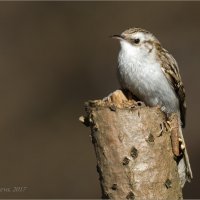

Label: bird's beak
[111,34,124,40]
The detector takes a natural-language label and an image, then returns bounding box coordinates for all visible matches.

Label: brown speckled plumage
[123,27,150,35]
[155,43,186,127]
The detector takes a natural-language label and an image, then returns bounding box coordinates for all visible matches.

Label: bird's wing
[157,46,186,127]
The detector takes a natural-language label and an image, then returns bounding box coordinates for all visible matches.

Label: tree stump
[80,90,182,200]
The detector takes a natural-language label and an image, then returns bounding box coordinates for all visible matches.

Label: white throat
[119,40,155,65]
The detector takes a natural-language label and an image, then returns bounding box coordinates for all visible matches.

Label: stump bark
[80,90,182,200]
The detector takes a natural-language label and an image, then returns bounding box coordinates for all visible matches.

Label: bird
[112,27,192,187]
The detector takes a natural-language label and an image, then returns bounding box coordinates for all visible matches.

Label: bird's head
[112,28,160,57]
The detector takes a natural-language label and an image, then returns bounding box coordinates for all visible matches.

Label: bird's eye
[133,38,140,44]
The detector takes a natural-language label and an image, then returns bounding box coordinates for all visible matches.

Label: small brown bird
[112,27,192,187]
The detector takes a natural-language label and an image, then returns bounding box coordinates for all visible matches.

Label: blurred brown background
[0,2,199,199]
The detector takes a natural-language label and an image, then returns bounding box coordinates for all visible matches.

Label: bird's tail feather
[178,124,193,187]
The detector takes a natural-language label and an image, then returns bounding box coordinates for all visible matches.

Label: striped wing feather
[156,45,186,127]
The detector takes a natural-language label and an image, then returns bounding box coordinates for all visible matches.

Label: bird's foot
[157,121,171,136]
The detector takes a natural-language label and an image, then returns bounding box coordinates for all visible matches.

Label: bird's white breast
[118,40,179,113]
